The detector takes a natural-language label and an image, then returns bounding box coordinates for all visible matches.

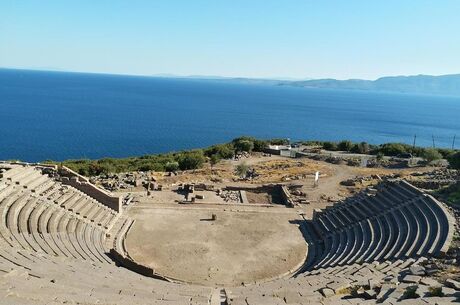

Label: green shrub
[322,141,338,151]
[269,138,289,145]
[209,154,220,168]
[205,143,234,159]
[235,162,249,177]
[378,143,410,156]
[231,136,269,152]
[422,148,443,163]
[234,140,254,152]
[338,140,353,152]
[253,139,268,152]
[138,163,163,172]
[177,150,205,170]
[445,183,460,205]
[164,161,179,172]
[437,148,455,159]
[448,151,460,169]
[351,142,370,154]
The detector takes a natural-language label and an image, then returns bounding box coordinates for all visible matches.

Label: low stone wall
[239,190,249,204]
[59,166,122,213]
[263,148,281,155]
[226,184,295,207]
[279,185,295,207]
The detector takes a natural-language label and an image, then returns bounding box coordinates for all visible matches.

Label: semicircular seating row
[0,165,122,264]
[301,180,455,271]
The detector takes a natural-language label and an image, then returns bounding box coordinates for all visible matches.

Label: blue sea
[1,69,459,162]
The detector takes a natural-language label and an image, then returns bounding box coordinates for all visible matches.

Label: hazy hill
[284,74,460,96]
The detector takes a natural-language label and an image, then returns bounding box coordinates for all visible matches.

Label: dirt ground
[125,205,307,286]
[154,155,332,186]
[125,155,436,213]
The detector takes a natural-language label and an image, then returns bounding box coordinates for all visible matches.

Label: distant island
[172,73,460,97]
[283,74,460,96]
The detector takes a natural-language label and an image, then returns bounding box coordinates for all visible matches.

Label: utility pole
[453,135,457,150]
[432,135,435,148]
[411,134,417,167]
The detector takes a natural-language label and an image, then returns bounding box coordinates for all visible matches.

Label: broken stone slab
[415,284,430,298]
[396,283,418,292]
[425,268,438,276]
[395,299,424,304]
[352,277,369,288]
[420,277,441,287]
[327,281,351,293]
[386,289,404,301]
[363,289,377,299]
[442,286,457,296]
[409,265,426,276]
[401,275,421,284]
[369,279,381,290]
[445,279,460,290]
[375,262,389,271]
[382,275,399,284]
[377,283,394,301]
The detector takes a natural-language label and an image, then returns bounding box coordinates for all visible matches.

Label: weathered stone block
[319,287,335,298]
[446,279,460,290]
[409,265,426,276]
[402,275,421,284]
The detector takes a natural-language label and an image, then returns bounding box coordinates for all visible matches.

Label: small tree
[235,162,249,178]
[422,148,442,163]
[210,154,220,170]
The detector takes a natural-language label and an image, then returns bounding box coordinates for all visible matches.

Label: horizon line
[2,66,459,82]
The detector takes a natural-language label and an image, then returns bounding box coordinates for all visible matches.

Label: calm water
[1,69,459,162]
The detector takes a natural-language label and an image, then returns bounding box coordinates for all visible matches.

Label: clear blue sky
[1,1,459,79]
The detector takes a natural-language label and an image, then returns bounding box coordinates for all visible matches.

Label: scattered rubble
[90,172,154,191]
[407,169,459,190]
[218,190,240,203]
[234,151,250,161]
